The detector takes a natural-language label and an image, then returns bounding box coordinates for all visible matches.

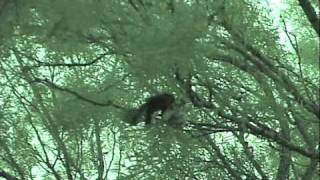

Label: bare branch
[11,48,110,68]
[32,78,123,109]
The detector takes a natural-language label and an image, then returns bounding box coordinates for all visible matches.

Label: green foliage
[52,91,106,133]
[299,38,319,64]
[0,0,319,179]
[121,4,207,80]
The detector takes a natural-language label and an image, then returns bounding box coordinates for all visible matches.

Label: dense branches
[0,0,318,179]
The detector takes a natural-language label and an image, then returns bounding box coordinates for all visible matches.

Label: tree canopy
[0,0,319,179]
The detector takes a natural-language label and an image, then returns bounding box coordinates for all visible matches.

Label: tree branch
[11,48,110,68]
[298,0,320,36]
[32,78,123,109]
[0,169,19,180]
